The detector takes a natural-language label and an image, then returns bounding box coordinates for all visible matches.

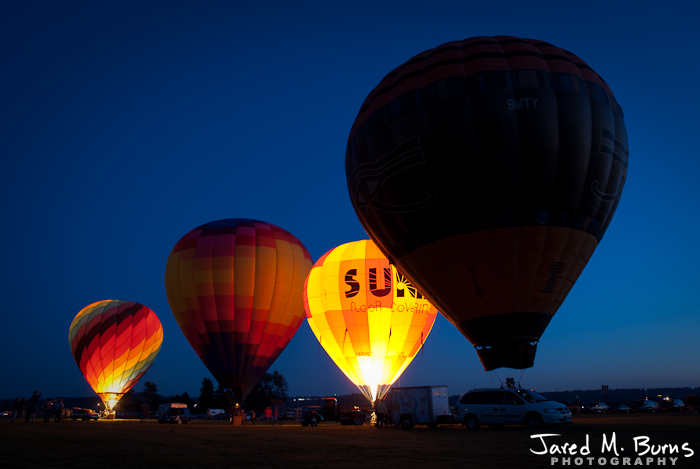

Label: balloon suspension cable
[342,328,347,352]
[492,369,503,387]
[492,370,526,389]
[97,392,124,413]
[358,385,373,405]
[386,327,392,355]
[421,331,424,358]
[376,384,391,402]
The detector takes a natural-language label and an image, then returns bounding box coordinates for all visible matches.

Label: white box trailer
[206,408,225,419]
[158,402,188,414]
[391,385,453,429]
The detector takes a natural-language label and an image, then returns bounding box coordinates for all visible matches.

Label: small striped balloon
[69,300,163,410]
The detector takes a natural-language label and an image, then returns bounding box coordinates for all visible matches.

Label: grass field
[1,413,698,468]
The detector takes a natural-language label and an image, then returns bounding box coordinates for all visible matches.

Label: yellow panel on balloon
[303,240,437,403]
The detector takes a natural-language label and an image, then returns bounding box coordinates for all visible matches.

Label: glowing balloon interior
[165,218,313,404]
[304,240,437,403]
[346,36,628,371]
[69,300,163,412]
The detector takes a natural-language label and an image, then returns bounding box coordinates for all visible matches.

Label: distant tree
[117,389,142,413]
[244,371,288,412]
[168,391,193,409]
[142,381,164,411]
[198,378,216,412]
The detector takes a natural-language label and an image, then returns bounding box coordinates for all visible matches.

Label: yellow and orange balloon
[69,300,163,412]
[304,240,437,403]
[165,218,313,404]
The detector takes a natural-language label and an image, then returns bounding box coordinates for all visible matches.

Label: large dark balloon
[346,36,628,371]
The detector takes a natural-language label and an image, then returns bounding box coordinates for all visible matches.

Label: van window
[513,389,548,403]
[460,391,490,404]
[483,392,504,405]
[502,392,524,405]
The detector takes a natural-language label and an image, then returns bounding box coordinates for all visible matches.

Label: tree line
[115,371,289,414]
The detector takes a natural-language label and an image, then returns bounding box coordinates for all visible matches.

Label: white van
[454,388,571,429]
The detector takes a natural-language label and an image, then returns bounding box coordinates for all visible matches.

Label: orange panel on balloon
[396,226,598,370]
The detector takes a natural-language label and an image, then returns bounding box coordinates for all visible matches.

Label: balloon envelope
[165,219,313,403]
[346,36,628,370]
[304,240,437,402]
[69,299,163,410]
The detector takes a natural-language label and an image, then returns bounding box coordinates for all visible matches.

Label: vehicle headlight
[543,408,558,413]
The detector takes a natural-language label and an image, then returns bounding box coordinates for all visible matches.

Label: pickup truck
[299,397,366,426]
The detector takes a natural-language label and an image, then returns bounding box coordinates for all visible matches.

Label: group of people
[10,391,65,423]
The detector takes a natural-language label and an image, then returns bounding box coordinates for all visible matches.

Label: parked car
[561,401,584,415]
[454,388,571,429]
[587,402,609,414]
[685,395,699,412]
[159,410,190,424]
[71,408,100,421]
[630,399,658,412]
[158,406,190,425]
[659,398,686,412]
[607,403,630,413]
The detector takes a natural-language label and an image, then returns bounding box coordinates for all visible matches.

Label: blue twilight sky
[1,0,699,401]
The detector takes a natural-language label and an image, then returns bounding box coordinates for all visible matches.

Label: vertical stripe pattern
[165,219,313,401]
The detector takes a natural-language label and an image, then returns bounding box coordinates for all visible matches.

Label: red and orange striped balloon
[165,219,313,403]
[69,300,163,410]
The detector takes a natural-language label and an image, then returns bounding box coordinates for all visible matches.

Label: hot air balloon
[304,240,437,403]
[346,36,628,371]
[69,300,163,413]
[164,218,313,404]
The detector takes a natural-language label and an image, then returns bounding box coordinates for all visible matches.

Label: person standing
[17,397,26,422]
[54,398,64,422]
[43,397,53,422]
[375,399,387,428]
[11,398,20,423]
[26,391,41,423]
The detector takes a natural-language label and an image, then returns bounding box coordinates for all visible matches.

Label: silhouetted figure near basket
[375,399,387,428]
[26,391,41,423]
[54,398,64,422]
[11,398,20,423]
[43,397,53,422]
[17,397,26,422]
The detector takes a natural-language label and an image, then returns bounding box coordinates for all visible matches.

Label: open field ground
[1,413,698,468]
